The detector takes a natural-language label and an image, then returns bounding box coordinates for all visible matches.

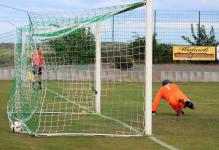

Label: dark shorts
[32,67,42,75]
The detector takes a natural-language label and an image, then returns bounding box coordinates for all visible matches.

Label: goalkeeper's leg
[176,108,184,116]
[170,101,184,116]
[172,105,184,116]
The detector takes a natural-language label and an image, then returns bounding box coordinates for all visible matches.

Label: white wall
[1,68,219,82]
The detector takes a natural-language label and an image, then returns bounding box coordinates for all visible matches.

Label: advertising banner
[173,46,215,61]
[217,46,219,61]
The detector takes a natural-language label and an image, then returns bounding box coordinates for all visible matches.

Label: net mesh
[8,1,147,136]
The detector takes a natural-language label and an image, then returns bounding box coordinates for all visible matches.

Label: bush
[114,55,133,70]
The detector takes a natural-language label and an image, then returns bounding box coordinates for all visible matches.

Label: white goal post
[145,0,153,136]
[95,22,102,114]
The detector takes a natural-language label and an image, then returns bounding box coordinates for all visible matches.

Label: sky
[1,0,219,11]
[0,0,219,35]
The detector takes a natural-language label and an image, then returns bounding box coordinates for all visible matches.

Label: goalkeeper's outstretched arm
[152,91,162,114]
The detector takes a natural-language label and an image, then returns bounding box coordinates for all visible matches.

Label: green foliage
[0,43,14,50]
[0,47,14,67]
[182,24,219,46]
[101,42,133,70]
[129,33,173,64]
[129,33,145,62]
[48,27,95,64]
[114,54,133,70]
[153,33,173,64]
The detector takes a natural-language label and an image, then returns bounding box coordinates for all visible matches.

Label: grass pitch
[0,80,219,150]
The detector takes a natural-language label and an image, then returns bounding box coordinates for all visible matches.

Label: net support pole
[21,30,25,58]
[145,0,153,136]
[95,22,101,114]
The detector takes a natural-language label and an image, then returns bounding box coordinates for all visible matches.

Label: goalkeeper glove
[152,111,156,116]
[185,101,194,109]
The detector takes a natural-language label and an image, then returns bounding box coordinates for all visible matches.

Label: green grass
[153,82,219,150]
[9,81,145,135]
[0,49,14,67]
[1,80,219,150]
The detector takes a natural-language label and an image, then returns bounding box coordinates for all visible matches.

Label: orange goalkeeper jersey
[31,50,43,66]
[152,83,190,112]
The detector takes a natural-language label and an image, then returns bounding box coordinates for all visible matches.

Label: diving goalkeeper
[152,79,195,116]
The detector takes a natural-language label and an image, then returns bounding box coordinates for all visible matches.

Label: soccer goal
[7,0,153,137]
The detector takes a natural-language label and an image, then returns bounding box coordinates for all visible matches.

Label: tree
[48,27,95,65]
[129,32,173,64]
[182,24,219,46]
[130,33,145,63]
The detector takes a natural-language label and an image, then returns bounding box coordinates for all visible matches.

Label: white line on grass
[149,136,179,150]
